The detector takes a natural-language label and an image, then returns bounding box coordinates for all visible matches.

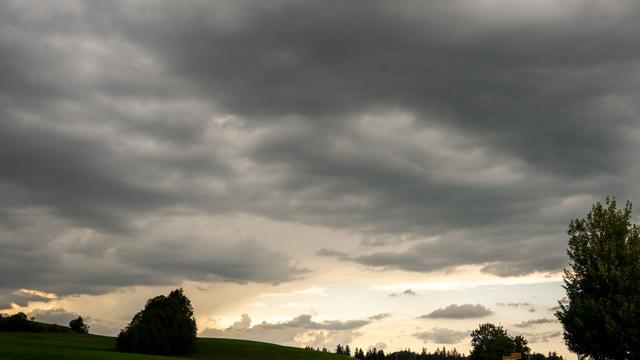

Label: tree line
[305,322,564,360]
[307,344,467,360]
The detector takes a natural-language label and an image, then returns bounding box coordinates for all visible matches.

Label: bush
[69,316,89,334]
[117,288,197,355]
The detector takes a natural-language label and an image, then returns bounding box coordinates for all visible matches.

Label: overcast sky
[2,0,640,357]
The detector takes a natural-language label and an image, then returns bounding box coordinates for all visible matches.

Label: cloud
[27,308,79,325]
[497,302,531,307]
[0,289,56,310]
[389,289,417,297]
[414,328,471,344]
[516,330,563,343]
[0,212,306,296]
[420,304,493,319]
[201,314,370,347]
[317,248,350,261]
[368,313,391,321]
[320,229,568,277]
[226,314,252,331]
[514,318,557,328]
[26,307,123,336]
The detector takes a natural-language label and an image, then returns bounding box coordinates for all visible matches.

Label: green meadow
[0,332,345,360]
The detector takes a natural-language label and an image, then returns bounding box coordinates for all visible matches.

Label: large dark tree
[117,288,197,355]
[469,323,529,360]
[556,198,640,359]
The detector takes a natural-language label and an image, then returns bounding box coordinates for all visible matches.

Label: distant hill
[0,332,347,360]
[0,313,73,334]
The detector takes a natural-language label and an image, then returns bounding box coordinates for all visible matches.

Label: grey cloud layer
[421,304,493,319]
[2,0,640,297]
[0,211,305,299]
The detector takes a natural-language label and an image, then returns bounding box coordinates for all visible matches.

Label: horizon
[3,1,640,358]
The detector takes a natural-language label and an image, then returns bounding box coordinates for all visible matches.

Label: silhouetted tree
[69,316,89,334]
[116,288,197,355]
[469,323,527,360]
[0,312,29,331]
[512,335,530,354]
[345,345,351,356]
[363,347,387,360]
[556,198,640,359]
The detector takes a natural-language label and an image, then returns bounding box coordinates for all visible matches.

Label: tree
[116,288,197,355]
[556,198,640,359]
[69,316,89,334]
[469,323,528,360]
[0,312,29,332]
[513,335,530,354]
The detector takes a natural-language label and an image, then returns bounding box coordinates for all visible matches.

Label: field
[0,332,346,360]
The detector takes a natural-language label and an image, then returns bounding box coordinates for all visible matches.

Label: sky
[1,0,640,357]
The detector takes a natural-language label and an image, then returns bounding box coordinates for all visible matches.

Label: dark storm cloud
[420,304,493,319]
[2,0,640,296]
[0,210,305,298]
[117,0,640,174]
[0,117,177,233]
[321,231,568,276]
[100,0,640,277]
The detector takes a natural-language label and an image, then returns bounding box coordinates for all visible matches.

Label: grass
[0,332,346,360]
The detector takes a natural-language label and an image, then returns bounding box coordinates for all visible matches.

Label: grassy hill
[0,332,346,360]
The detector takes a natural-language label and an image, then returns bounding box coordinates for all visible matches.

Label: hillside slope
[0,332,346,360]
